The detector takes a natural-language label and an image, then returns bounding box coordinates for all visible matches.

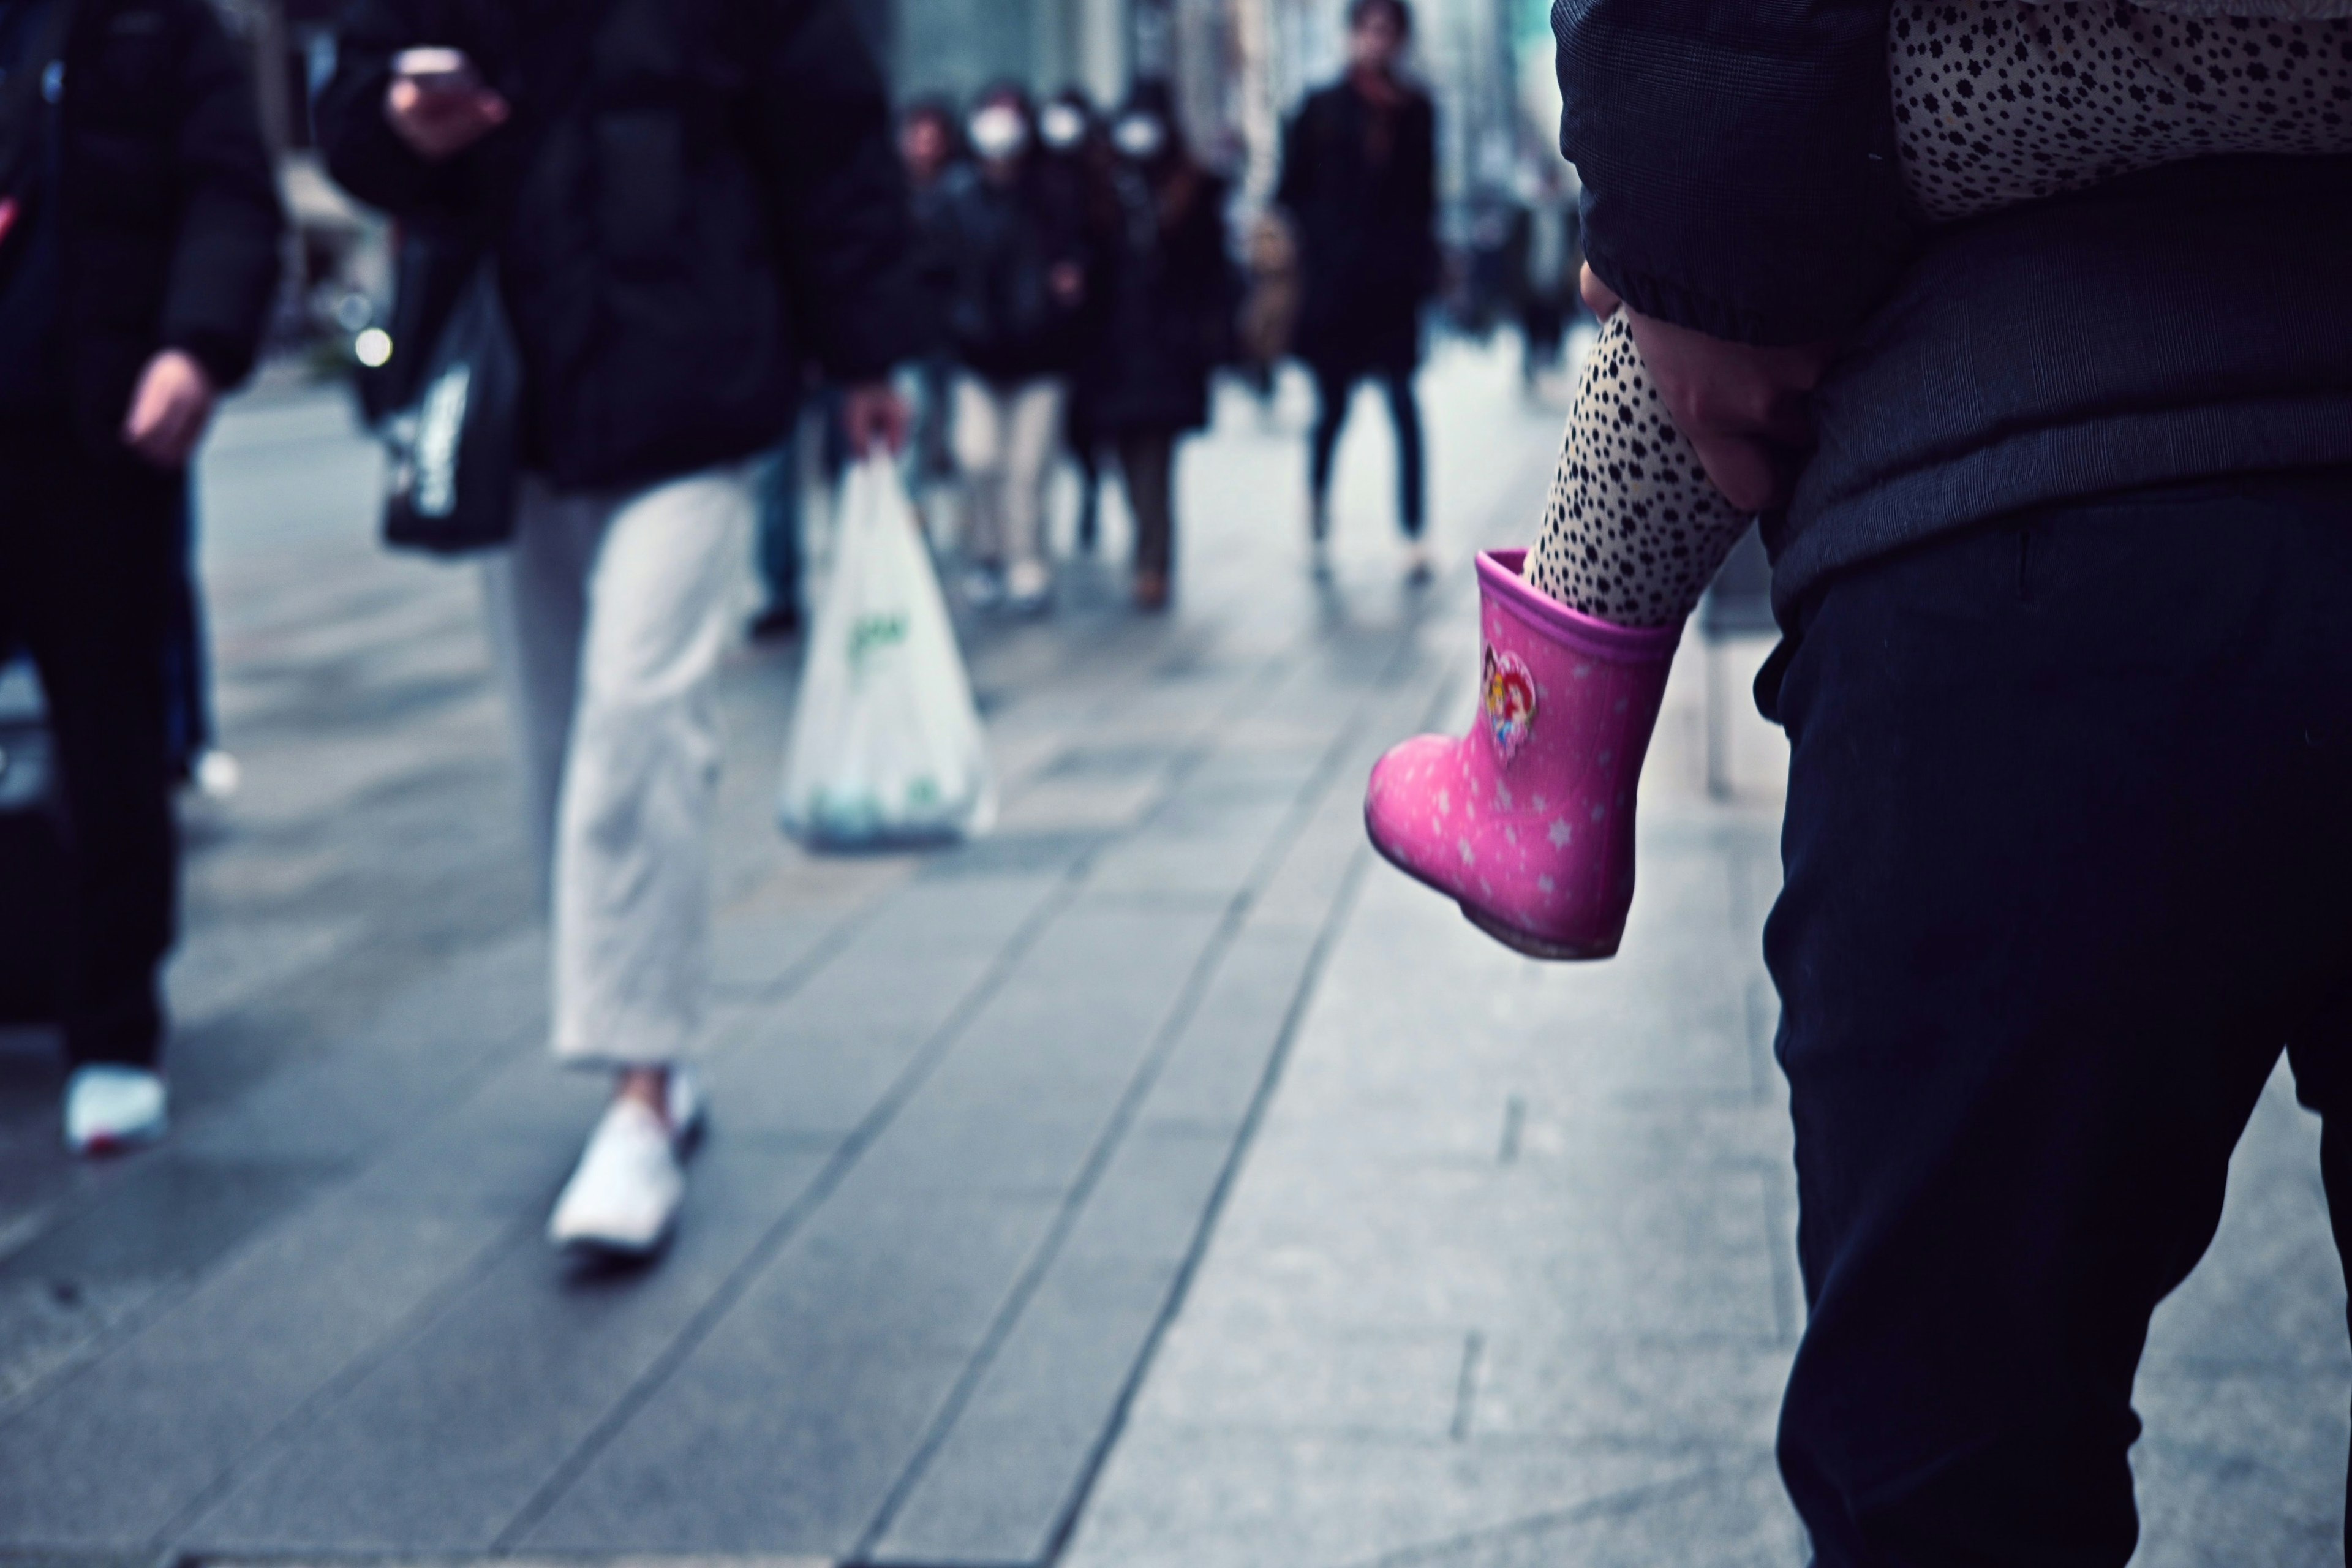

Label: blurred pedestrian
[940,83,1092,615]
[1038,86,1109,554]
[1502,161,1580,391]
[1077,82,1233,612]
[1275,0,1438,582]
[0,0,281,1154]
[318,0,922,1257]
[900,96,963,514]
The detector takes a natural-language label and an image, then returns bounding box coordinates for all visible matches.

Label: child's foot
[1363,550,1679,960]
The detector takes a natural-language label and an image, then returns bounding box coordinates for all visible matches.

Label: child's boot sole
[1367,807,1616,963]
[1459,901,1616,963]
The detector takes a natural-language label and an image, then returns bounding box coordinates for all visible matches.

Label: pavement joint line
[859,594,1452,1564]
[147,1210,549,1555]
[1335,1461,1755,1568]
[484,869,1096,1554]
[1447,1331,1485,1442]
[850,627,1361,1562]
[1039,838,1384,1568]
[1035,496,1531,1567]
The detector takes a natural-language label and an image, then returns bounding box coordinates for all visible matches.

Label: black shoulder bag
[379,254,524,555]
[378,8,596,557]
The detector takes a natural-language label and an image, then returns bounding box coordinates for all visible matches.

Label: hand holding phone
[385,48,508,162]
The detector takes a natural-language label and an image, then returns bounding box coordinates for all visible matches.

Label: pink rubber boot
[1364,549,1681,960]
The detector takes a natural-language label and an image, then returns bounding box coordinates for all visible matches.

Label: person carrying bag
[317,0,929,1259]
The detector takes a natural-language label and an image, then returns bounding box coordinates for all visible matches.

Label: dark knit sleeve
[1552,0,1917,345]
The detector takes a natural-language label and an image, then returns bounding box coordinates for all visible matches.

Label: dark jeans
[1308,364,1423,538]
[753,435,801,617]
[0,420,179,1066]
[1761,470,2352,1566]
[1114,428,1177,579]
[165,488,213,779]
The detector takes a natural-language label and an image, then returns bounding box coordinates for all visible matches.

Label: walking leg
[550,466,750,1069]
[1306,364,1352,542]
[1120,429,1177,607]
[1000,378,1067,606]
[12,443,179,1069]
[1381,368,1426,541]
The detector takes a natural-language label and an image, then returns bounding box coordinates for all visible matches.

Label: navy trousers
[1762,469,2352,1566]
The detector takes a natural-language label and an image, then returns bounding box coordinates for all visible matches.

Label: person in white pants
[480,471,744,1246]
[952,375,1066,612]
[318,0,924,1256]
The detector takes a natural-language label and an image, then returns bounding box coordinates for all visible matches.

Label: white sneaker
[64,1066,168,1156]
[1004,559,1052,614]
[546,1071,704,1256]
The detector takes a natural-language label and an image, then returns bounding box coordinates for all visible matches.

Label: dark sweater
[1779,157,2352,613]
[1550,0,2352,614]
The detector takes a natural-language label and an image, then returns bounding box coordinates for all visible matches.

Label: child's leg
[1523,311,1753,629]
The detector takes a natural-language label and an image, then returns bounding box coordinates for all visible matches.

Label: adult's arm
[315,0,470,217]
[159,0,285,392]
[1553,0,1913,346]
[744,0,932,383]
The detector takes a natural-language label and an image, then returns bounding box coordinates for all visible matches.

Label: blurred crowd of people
[0,0,1473,1249]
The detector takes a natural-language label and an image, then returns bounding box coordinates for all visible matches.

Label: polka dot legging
[1526,0,2352,627]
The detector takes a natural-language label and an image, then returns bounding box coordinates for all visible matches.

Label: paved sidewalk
[1,332,2346,1568]
[1060,590,2352,1563]
[0,339,1554,1566]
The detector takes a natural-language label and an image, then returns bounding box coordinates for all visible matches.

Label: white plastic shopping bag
[777,455,996,846]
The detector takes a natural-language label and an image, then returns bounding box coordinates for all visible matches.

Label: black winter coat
[938,158,1092,384]
[317,0,930,492]
[1274,77,1436,378]
[1077,161,1232,437]
[27,0,281,454]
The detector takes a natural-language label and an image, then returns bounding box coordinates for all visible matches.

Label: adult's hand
[121,350,217,469]
[1581,264,1833,513]
[385,76,509,162]
[842,382,910,459]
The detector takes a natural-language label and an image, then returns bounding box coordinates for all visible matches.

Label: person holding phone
[318,0,927,1257]
[0,0,281,1153]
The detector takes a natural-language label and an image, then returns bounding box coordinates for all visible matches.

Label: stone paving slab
[1061,592,2352,1568]
[0,341,1560,1567]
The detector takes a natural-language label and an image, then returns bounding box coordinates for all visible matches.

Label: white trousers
[952,374,1066,569]
[480,466,751,1068]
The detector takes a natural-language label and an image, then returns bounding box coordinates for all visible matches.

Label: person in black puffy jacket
[0,0,281,1155]
[316,0,928,1258]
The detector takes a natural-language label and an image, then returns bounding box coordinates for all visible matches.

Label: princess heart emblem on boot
[1363,550,1681,960]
